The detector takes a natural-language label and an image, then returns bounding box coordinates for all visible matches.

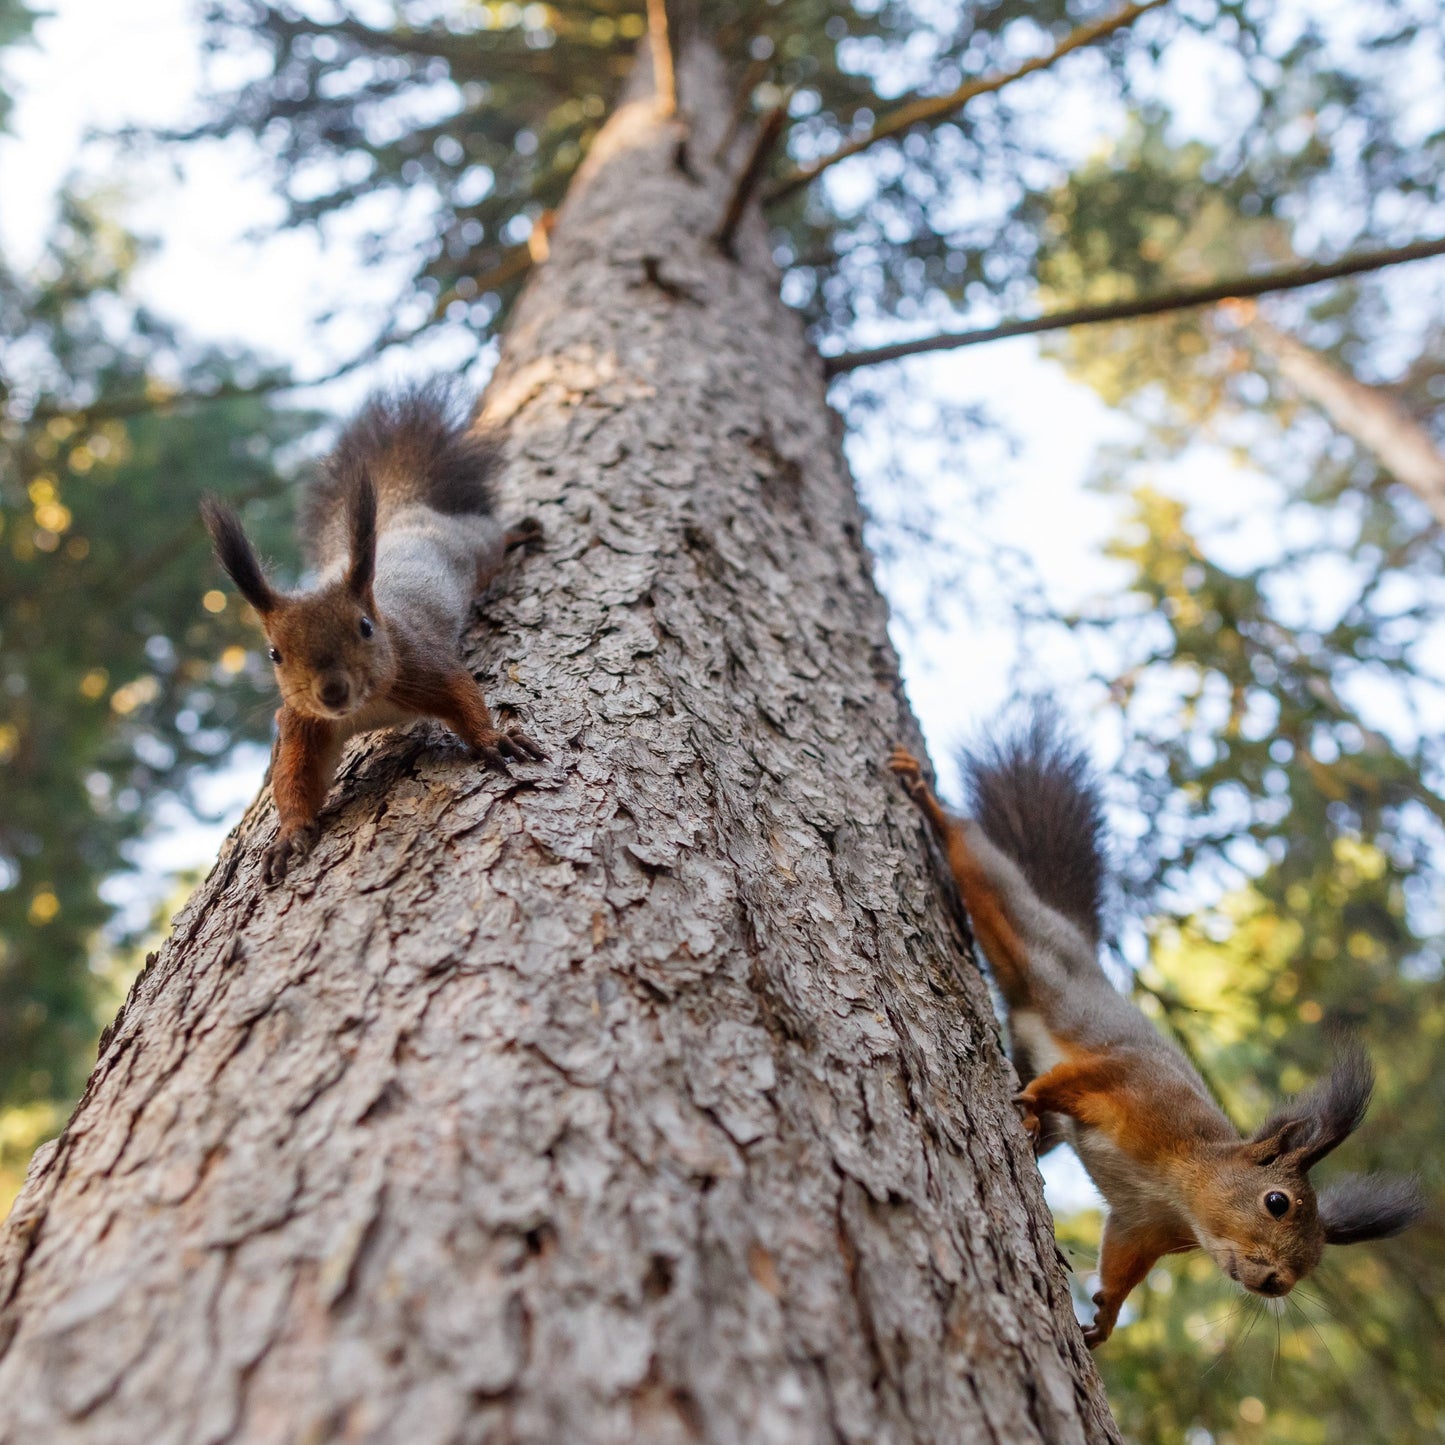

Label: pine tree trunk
[0,43,1119,1445]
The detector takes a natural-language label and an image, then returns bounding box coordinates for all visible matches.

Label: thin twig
[765,0,1167,205]
[715,104,788,257]
[713,54,770,163]
[822,235,1445,375]
[647,0,676,117]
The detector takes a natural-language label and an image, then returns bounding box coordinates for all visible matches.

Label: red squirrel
[202,381,546,884]
[888,708,1422,1347]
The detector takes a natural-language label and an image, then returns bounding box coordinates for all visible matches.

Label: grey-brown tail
[301,380,497,565]
[960,702,1110,948]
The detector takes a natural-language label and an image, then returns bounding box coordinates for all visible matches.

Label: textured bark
[0,45,1119,1445]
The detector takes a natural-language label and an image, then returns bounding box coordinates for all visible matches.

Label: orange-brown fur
[888,734,1421,1347]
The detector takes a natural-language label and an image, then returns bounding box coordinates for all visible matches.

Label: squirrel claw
[503,727,548,762]
[1082,1292,1115,1348]
[1011,1091,1042,1145]
[263,826,317,886]
[474,726,547,771]
[887,745,928,798]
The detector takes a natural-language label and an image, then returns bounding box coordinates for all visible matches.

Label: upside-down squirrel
[889,708,1421,1347]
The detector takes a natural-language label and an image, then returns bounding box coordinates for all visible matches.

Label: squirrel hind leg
[469,515,541,595]
[1010,1038,1068,1157]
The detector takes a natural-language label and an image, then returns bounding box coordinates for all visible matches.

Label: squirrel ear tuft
[1244,1116,1314,1166]
[200,496,277,615]
[1319,1174,1424,1245]
[346,473,378,597]
[1249,1040,1374,1170]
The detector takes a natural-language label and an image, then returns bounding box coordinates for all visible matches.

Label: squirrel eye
[1265,1191,1290,1219]
[359,615,374,639]
[268,646,282,664]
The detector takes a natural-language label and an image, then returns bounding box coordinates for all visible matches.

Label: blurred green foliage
[0,0,33,133]
[0,210,312,1106]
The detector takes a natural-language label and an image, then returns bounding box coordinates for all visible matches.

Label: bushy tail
[961,702,1110,947]
[302,380,497,564]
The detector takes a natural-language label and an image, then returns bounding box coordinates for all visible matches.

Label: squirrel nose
[1258,1272,1285,1296]
[320,677,351,710]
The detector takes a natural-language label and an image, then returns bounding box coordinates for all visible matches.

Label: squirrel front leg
[504,517,544,552]
[267,708,342,884]
[1083,1216,1167,1348]
[415,667,548,771]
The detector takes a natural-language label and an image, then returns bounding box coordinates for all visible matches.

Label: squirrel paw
[1011,1091,1042,1147]
[263,825,318,886]
[473,725,548,771]
[1082,1294,1115,1349]
[886,745,928,799]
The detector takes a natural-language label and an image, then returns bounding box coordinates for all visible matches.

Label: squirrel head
[1192,1043,1422,1297]
[201,479,396,720]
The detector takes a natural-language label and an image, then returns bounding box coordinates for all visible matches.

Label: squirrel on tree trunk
[202,380,546,884]
[889,707,1422,1347]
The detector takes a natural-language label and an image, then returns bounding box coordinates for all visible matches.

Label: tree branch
[765,0,1167,206]
[1230,304,1445,527]
[821,236,1445,376]
[713,54,770,163]
[715,105,788,257]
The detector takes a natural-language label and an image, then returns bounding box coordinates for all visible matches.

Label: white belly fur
[1011,1009,1064,1074]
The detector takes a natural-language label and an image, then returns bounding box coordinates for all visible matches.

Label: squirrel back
[301,380,498,571]
[960,703,1110,950]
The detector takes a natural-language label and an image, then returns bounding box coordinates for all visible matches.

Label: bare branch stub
[765,0,1168,206]
[636,254,704,305]
[715,104,788,258]
[527,213,557,264]
[647,0,677,117]
[820,236,1445,375]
